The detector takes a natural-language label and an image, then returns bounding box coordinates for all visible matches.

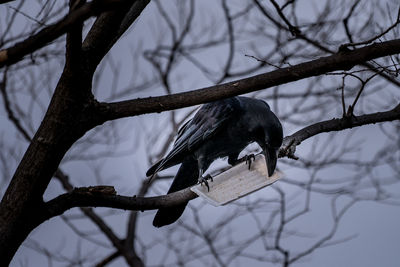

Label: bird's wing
[150,97,242,175]
[174,118,192,145]
[186,101,237,150]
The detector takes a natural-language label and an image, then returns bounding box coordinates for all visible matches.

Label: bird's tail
[153,157,198,227]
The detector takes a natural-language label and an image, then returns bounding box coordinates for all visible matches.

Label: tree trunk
[0,68,94,265]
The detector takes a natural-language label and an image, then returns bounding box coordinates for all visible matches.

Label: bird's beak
[263,146,277,177]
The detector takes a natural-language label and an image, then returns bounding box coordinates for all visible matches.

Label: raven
[147,96,283,227]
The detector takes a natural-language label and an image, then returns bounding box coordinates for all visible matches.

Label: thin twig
[341,6,400,48]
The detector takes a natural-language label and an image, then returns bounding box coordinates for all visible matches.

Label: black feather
[153,157,198,227]
[147,96,283,227]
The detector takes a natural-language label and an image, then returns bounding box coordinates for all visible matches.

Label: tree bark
[0,67,95,264]
[0,2,151,264]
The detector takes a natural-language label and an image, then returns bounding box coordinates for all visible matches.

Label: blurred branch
[342,0,361,43]
[217,0,235,83]
[267,0,301,36]
[125,177,156,253]
[8,5,47,26]
[340,6,400,49]
[0,69,32,141]
[97,39,400,121]
[281,0,295,10]
[289,198,357,264]
[254,0,400,88]
[95,251,120,267]
[54,170,144,267]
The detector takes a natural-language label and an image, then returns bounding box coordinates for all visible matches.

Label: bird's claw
[234,153,256,169]
[244,154,255,170]
[198,174,213,192]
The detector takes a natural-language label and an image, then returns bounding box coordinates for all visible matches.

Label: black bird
[147,96,283,227]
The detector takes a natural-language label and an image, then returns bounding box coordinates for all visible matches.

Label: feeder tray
[191,154,282,206]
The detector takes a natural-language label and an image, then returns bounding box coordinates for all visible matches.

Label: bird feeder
[191,154,282,206]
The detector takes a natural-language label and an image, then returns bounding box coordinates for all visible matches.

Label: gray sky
[2,0,400,266]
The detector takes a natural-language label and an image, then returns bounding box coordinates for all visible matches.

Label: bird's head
[240,97,283,176]
[259,139,281,177]
[257,106,283,176]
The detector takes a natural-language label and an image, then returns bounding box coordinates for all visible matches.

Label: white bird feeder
[191,154,282,206]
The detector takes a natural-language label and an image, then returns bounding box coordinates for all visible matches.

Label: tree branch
[279,103,400,159]
[95,251,120,267]
[253,0,400,88]
[43,103,400,220]
[82,0,150,72]
[96,39,400,121]
[54,170,143,266]
[43,185,197,221]
[268,0,301,36]
[0,69,32,141]
[65,0,84,68]
[340,6,400,49]
[0,0,136,68]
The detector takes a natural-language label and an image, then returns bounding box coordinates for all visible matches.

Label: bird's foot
[236,154,255,170]
[198,174,213,192]
[245,154,256,170]
[244,154,256,170]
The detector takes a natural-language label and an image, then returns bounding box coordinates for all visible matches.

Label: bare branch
[341,6,400,49]
[43,104,400,221]
[279,103,400,159]
[0,0,140,68]
[97,39,400,121]
[95,251,120,267]
[268,0,301,36]
[82,0,150,72]
[44,186,197,220]
[254,1,400,88]
[0,69,32,141]
[342,0,361,43]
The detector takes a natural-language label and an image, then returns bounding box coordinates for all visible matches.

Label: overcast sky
[2,1,400,266]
